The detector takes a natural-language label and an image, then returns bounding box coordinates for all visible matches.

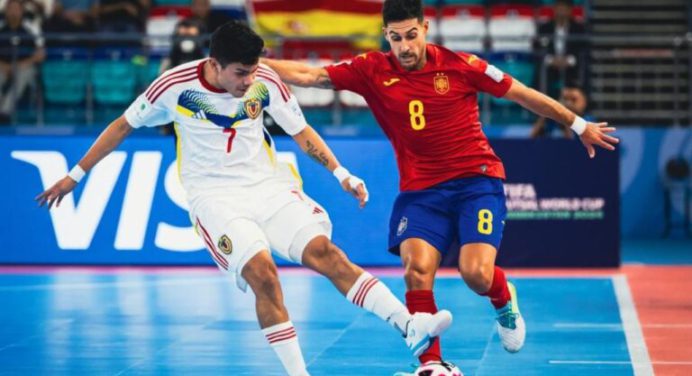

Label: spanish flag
[248,0,384,52]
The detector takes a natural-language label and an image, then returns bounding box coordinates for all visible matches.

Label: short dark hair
[382,0,424,26]
[209,20,264,67]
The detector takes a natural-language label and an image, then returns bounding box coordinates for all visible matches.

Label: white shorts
[190,181,331,292]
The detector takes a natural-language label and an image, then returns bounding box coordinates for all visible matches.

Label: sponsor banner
[2,135,619,266]
[492,139,619,267]
[483,127,691,239]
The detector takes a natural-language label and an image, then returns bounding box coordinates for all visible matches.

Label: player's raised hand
[340,175,369,209]
[35,176,77,209]
[579,122,619,159]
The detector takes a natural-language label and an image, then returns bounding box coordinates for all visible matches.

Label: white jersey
[124,59,306,199]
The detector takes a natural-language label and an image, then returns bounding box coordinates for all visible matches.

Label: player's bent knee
[304,237,354,276]
[242,251,281,295]
[288,223,332,264]
[303,236,332,260]
[404,265,435,290]
[460,263,493,292]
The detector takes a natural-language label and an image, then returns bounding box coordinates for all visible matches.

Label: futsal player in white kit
[36,21,452,375]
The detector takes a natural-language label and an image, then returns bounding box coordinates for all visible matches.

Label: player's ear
[209,58,222,73]
[382,27,391,43]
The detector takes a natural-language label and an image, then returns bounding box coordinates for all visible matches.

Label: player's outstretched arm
[260,58,333,89]
[292,125,369,208]
[503,80,619,158]
[35,115,134,209]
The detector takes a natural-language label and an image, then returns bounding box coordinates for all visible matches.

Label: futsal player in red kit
[263,0,618,369]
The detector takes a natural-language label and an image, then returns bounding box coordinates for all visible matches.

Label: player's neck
[202,60,224,91]
[406,53,428,72]
[415,54,428,71]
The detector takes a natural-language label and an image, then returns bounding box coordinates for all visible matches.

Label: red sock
[405,290,441,364]
[481,266,511,309]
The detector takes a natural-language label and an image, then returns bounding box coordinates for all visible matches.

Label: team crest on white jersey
[397,216,408,236]
[244,98,261,119]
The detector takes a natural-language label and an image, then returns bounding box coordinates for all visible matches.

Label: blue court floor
[0,270,636,375]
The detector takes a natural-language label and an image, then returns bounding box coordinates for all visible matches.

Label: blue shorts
[388,176,507,255]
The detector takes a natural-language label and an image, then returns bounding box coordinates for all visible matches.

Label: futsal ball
[415,361,463,376]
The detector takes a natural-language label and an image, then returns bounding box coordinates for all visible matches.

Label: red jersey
[325,44,512,191]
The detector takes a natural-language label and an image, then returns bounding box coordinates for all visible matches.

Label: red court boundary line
[623,265,692,376]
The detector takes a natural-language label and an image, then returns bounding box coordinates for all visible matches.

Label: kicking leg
[242,250,309,376]
[459,243,525,353]
[301,234,451,357]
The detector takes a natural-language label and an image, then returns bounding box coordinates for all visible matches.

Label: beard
[398,53,419,69]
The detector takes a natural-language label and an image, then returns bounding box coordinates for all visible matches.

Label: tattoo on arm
[316,70,334,89]
[306,140,330,166]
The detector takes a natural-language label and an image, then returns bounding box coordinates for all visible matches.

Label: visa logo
[12,150,298,252]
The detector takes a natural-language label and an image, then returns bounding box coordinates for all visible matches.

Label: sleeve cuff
[284,122,307,136]
[123,110,141,129]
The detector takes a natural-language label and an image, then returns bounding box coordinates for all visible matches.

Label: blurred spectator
[190,0,230,34]
[531,82,590,139]
[0,0,53,31]
[159,18,204,73]
[44,0,94,33]
[92,0,149,33]
[534,0,587,99]
[0,0,45,124]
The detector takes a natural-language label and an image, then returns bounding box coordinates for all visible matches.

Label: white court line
[305,313,362,367]
[613,274,655,376]
[550,360,692,366]
[554,323,692,329]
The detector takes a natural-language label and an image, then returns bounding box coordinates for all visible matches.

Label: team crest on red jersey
[434,73,450,95]
[244,98,261,119]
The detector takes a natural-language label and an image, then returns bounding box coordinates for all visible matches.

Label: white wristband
[68,165,86,183]
[332,166,351,183]
[570,116,587,136]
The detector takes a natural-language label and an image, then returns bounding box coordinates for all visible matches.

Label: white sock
[346,272,411,334]
[262,321,309,376]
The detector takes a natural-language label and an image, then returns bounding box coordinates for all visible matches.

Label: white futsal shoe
[495,281,526,353]
[405,310,453,357]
